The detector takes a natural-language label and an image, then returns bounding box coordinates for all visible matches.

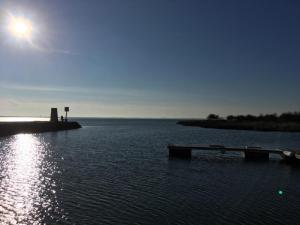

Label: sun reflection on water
[0,134,61,224]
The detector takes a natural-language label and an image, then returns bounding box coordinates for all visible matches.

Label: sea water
[0,118,300,225]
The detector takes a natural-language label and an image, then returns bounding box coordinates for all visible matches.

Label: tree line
[207,112,300,122]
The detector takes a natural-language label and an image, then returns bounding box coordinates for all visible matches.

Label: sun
[7,15,33,40]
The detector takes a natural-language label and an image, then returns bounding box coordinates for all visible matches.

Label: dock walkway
[168,144,295,160]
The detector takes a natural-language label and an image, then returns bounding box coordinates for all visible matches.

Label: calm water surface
[1,119,300,225]
[0,117,49,122]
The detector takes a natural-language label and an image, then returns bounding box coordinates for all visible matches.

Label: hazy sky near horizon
[1,0,300,118]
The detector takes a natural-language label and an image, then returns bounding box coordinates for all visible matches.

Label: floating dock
[168,144,299,161]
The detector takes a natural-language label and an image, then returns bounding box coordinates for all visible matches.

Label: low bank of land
[177,119,300,132]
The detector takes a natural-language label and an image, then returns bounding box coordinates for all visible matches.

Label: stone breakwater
[0,121,81,137]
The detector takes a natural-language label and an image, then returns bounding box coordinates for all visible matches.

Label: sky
[0,0,300,118]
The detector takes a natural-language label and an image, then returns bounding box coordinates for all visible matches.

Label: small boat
[281,150,296,161]
[283,151,293,157]
[295,152,300,160]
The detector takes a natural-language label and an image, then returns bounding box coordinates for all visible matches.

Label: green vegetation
[207,114,221,120]
[207,112,300,122]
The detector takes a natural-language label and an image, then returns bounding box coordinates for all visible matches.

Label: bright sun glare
[7,14,33,41]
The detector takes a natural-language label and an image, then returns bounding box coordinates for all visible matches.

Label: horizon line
[0,115,206,120]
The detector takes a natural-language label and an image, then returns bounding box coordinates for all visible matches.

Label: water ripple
[0,134,65,224]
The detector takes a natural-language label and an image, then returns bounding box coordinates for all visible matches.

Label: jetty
[0,107,81,137]
[168,144,300,161]
[0,121,81,137]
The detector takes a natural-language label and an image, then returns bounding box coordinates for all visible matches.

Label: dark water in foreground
[1,119,300,225]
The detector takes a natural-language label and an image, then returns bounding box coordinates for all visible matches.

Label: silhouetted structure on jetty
[51,108,59,122]
[0,107,81,137]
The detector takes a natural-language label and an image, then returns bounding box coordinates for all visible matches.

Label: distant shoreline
[177,119,300,132]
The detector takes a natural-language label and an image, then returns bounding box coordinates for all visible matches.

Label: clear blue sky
[0,0,300,118]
